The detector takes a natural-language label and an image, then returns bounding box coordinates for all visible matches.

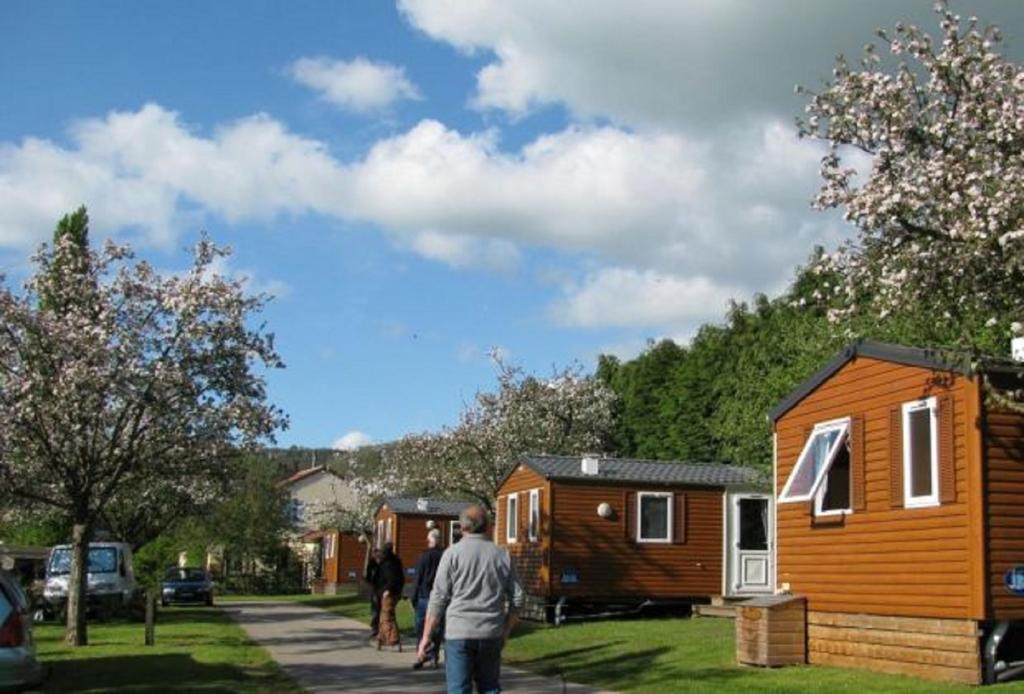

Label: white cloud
[332,430,373,451]
[202,255,291,299]
[0,104,346,249]
[407,230,520,273]
[398,1,1024,128]
[0,104,839,326]
[288,56,421,113]
[551,267,740,333]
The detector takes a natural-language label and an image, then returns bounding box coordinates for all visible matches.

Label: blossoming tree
[0,208,286,645]
[391,356,618,511]
[798,2,1024,352]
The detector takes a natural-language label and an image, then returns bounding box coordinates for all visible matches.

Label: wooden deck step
[695,597,756,618]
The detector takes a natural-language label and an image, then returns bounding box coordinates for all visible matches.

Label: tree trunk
[64,522,90,646]
[144,591,155,646]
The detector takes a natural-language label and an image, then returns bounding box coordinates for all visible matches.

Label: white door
[728,494,772,595]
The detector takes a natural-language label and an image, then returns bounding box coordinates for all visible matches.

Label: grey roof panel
[520,455,760,488]
[382,497,472,516]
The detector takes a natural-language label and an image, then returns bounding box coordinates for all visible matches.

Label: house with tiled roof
[494,454,769,620]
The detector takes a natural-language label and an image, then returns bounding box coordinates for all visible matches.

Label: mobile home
[374,497,471,582]
[772,340,1024,684]
[495,455,769,621]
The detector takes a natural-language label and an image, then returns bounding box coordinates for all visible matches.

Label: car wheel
[161,599,169,608]
[205,596,214,607]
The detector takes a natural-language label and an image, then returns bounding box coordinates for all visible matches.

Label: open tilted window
[778,418,850,505]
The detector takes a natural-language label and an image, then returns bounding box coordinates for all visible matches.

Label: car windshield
[48,547,118,576]
[165,568,206,582]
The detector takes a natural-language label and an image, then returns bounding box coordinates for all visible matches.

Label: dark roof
[518,455,760,488]
[381,497,472,517]
[769,339,979,423]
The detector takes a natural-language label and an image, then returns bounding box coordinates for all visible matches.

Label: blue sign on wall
[348,570,357,579]
[560,569,580,585]
[1006,566,1024,596]
[407,568,417,576]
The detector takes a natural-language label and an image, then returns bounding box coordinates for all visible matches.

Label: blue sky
[3,1,1024,448]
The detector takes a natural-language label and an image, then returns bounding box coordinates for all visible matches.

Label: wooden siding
[547,480,724,599]
[984,407,1024,620]
[495,465,550,596]
[806,611,980,685]
[775,356,979,620]
[338,532,364,583]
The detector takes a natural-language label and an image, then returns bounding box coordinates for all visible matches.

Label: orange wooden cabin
[772,340,1024,685]
[315,529,365,593]
[495,455,767,621]
[374,497,472,591]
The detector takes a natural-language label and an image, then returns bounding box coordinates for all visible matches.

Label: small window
[637,492,673,543]
[815,440,852,515]
[778,418,850,504]
[375,520,384,549]
[903,397,939,508]
[528,489,540,542]
[506,493,519,544]
[449,520,462,545]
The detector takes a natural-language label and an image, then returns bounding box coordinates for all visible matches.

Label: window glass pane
[909,408,933,497]
[821,444,851,511]
[640,496,669,539]
[508,497,517,539]
[784,428,842,499]
[738,499,768,550]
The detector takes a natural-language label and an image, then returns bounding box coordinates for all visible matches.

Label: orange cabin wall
[496,464,725,599]
[983,401,1024,621]
[494,465,551,595]
[774,356,981,620]
[374,506,460,582]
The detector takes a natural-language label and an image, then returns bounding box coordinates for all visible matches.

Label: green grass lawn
[33,606,299,693]
[231,592,1024,693]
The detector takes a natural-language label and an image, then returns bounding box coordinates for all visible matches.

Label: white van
[43,542,140,618]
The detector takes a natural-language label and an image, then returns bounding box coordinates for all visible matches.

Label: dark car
[160,568,214,607]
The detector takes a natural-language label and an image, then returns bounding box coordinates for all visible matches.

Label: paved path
[224,600,604,693]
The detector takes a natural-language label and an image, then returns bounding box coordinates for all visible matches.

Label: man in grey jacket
[417,504,523,694]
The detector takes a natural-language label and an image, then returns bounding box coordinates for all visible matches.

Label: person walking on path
[364,547,382,639]
[418,505,523,694]
[375,542,405,650]
[411,529,445,669]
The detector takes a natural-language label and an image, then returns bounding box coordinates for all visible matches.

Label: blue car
[160,568,214,607]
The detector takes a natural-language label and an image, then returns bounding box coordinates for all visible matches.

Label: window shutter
[889,407,904,508]
[938,395,956,504]
[851,414,866,512]
[624,491,636,543]
[674,493,687,544]
[495,496,503,544]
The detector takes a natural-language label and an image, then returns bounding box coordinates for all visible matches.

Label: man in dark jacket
[411,529,445,668]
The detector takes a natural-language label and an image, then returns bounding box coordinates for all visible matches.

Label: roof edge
[769,339,975,423]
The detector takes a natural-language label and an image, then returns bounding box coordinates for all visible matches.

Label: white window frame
[375,520,384,549]
[902,397,940,509]
[528,489,540,542]
[636,491,673,544]
[324,533,336,559]
[506,493,519,544]
[778,417,851,504]
[448,520,461,546]
[814,436,853,517]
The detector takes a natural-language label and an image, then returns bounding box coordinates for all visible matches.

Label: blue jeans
[445,638,502,694]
